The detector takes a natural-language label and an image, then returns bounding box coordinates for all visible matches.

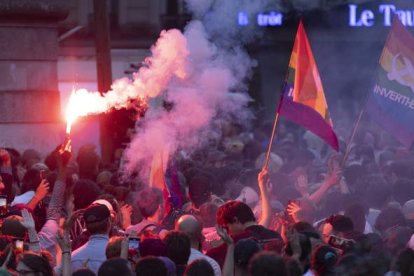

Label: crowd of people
[0,113,413,276]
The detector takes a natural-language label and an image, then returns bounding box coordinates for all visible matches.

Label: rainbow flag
[149,149,183,217]
[366,18,414,147]
[279,20,338,151]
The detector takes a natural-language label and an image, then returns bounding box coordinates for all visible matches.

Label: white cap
[92,199,114,212]
[235,186,259,206]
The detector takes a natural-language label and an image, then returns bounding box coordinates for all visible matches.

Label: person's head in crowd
[353,232,384,256]
[199,202,218,228]
[336,254,389,275]
[175,215,203,250]
[94,196,120,228]
[344,203,368,234]
[136,187,163,223]
[235,186,259,209]
[16,252,53,276]
[98,258,132,276]
[354,144,375,163]
[72,268,96,276]
[1,216,26,240]
[221,178,244,201]
[402,199,414,220]
[139,238,167,257]
[83,203,112,235]
[96,170,113,189]
[396,248,414,276]
[392,179,414,205]
[158,256,177,276]
[105,236,123,259]
[363,176,390,210]
[343,164,364,191]
[0,173,11,203]
[72,179,101,210]
[21,149,41,170]
[311,245,338,276]
[77,144,100,181]
[292,222,321,248]
[293,222,320,239]
[163,231,191,274]
[284,232,312,267]
[378,149,395,168]
[20,168,42,194]
[234,239,262,275]
[321,214,354,243]
[3,147,21,181]
[383,226,413,256]
[187,172,212,209]
[135,256,167,276]
[184,259,214,276]
[284,257,303,276]
[254,152,283,174]
[249,251,287,276]
[388,161,413,183]
[216,200,256,236]
[374,206,408,236]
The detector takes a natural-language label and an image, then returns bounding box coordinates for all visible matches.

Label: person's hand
[57,228,71,253]
[34,179,50,201]
[258,168,270,190]
[286,200,301,217]
[324,167,342,187]
[286,200,303,223]
[20,209,36,229]
[0,149,11,167]
[216,225,233,245]
[121,204,133,230]
[57,138,72,169]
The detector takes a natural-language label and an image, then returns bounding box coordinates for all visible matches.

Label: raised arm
[258,168,272,227]
[308,167,341,206]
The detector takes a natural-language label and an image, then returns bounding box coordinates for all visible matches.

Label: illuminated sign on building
[238,11,283,27]
[349,4,413,27]
[237,4,413,28]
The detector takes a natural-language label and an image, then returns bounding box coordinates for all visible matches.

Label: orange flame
[65,88,107,135]
[64,88,149,135]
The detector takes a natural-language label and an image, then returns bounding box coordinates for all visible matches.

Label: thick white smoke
[121,1,282,177]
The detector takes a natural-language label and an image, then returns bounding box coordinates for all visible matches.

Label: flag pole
[339,79,376,169]
[339,107,365,168]
[263,105,282,169]
[263,82,288,169]
[263,19,301,169]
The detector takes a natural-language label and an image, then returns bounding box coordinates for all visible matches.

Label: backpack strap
[137,223,158,235]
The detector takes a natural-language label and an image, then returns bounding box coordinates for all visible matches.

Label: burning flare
[64,88,149,135]
[65,88,108,134]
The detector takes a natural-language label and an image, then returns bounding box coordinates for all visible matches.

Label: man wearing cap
[70,203,112,273]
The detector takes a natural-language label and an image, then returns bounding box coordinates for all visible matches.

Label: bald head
[175,215,202,243]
